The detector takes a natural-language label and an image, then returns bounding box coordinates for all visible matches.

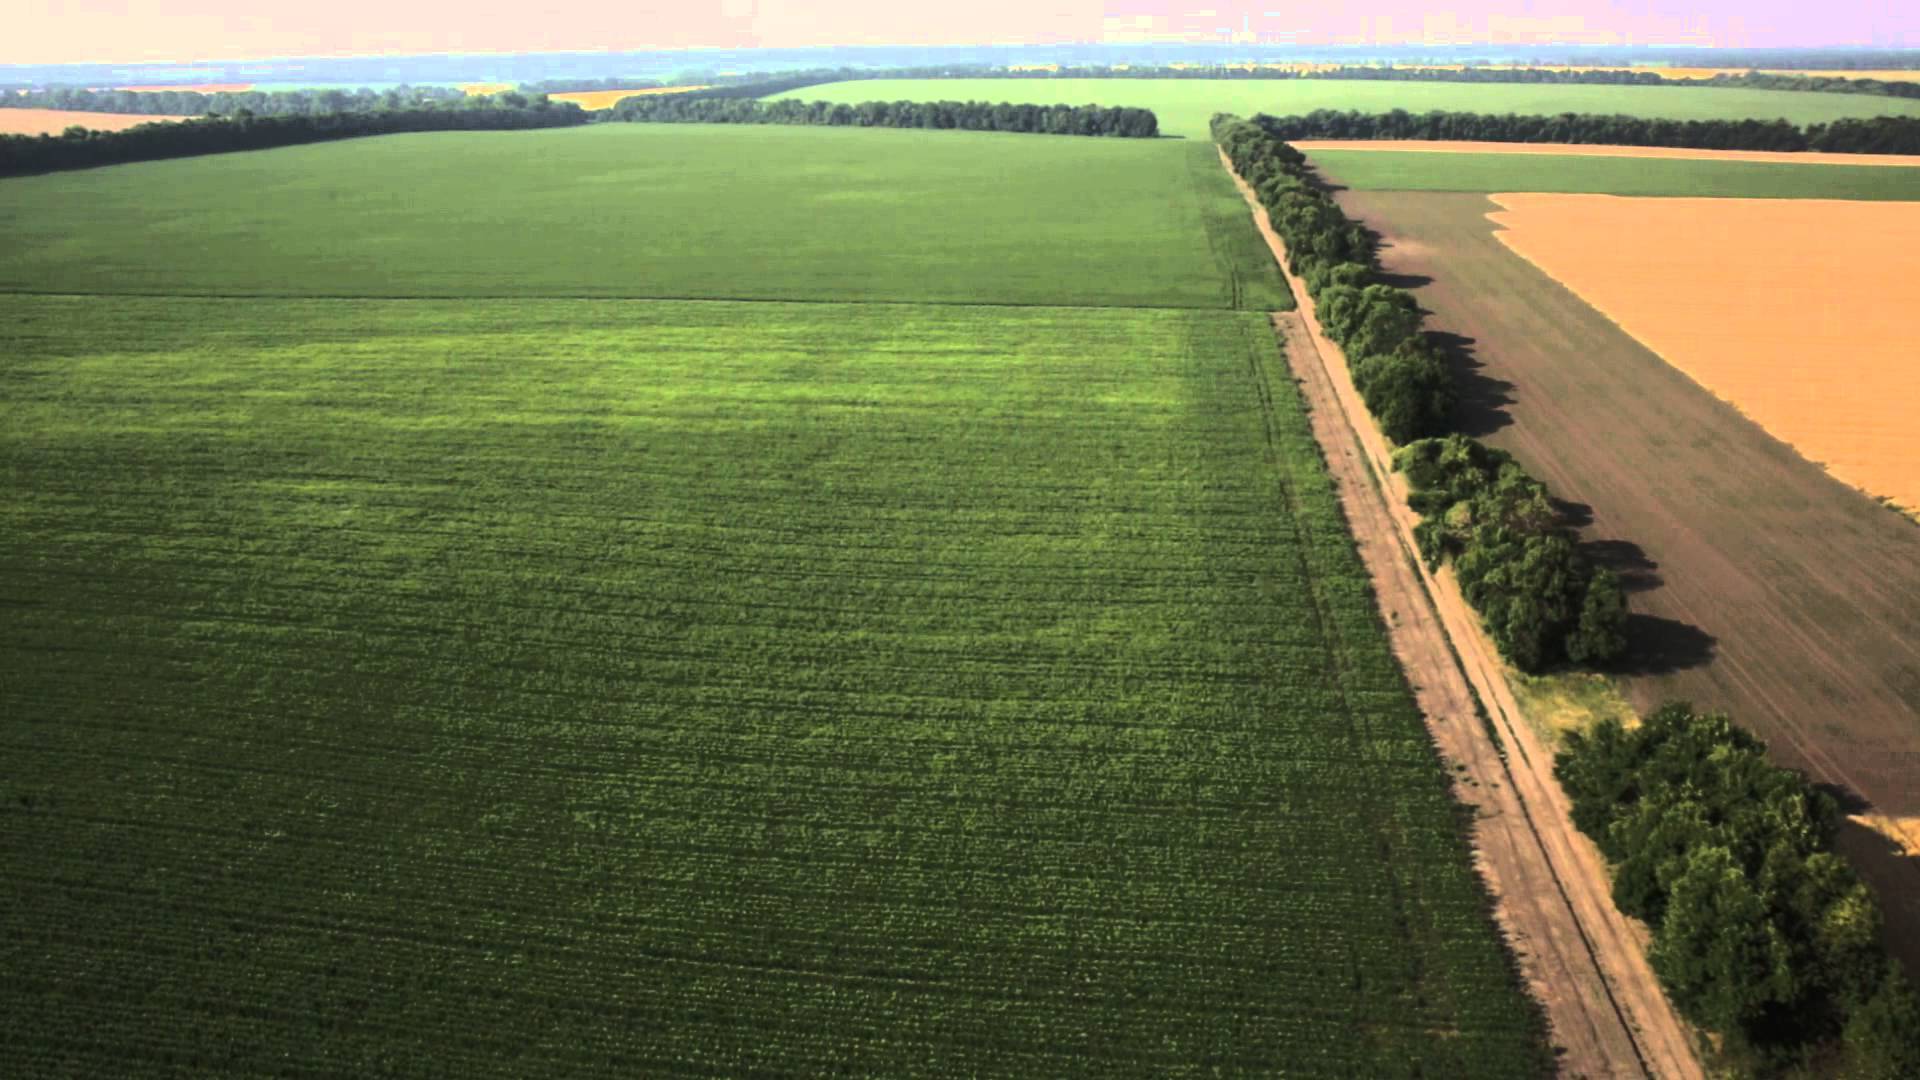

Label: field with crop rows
[773,77,1920,140]
[0,294,1546,1074]
[1305,147,1920,199]
[0,125,1287,310]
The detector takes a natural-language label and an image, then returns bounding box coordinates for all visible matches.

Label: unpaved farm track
[1223,151,1703,1080]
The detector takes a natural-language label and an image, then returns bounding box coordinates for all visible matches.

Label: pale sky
[7,2,1915,66]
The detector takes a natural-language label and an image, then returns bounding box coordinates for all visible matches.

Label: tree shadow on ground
[1376,270,1434,290]
[1831,812,1920,975]
[1426,330,1514,437]
[1611,614,1717,676]
[1581,537,1664,595]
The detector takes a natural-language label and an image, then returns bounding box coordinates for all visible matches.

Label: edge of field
[1221,147,1706,1080]
[1291,139,1920,168]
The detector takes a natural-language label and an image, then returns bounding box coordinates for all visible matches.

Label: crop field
[0,109,190,135]
[1335,187,1920,959]
[1295,139,1920,168]
[0,293,1545,1075]
[550,86,705,109]
[1304,147,1920,199]
[772,78,1920,140]
[0,124,1286,310]
[1489,193,1920,512]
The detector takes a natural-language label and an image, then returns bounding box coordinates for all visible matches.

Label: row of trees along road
[1557,705,1920,1077]
[1258,107,1920,155]
[1212,112,1625,673]
[0,96,588,178]
[605,95,1160,137]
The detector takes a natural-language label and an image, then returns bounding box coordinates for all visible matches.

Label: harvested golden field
[114,83,251,93]
[551,86,705,109]
[0,109,189,135]
[457,83,514,96]
[1488,193,1920,513]
[1295,139,1920,168]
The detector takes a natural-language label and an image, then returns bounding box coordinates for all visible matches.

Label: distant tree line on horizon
[0,84,472,117]
[606,95,1159,137]
[1557,703,1920,1076]
[1255,108,1920,155]
[1213,112,1625,673]
[0,95,588,178]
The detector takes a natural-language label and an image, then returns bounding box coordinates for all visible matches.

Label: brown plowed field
[0,109,188,136]
[1293,140,1920,168]
[1338,189,1920,967]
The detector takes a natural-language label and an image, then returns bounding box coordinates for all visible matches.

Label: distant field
[0,124,1287,309]
[1295,139,1920,167]
[1306,148,1920,199]
[113,82,252,93]
[1490,193,1920,513]
[551,86,704,109]
[0,294,1543,1075]
[0,108,189,136]
[772,78,1920,140]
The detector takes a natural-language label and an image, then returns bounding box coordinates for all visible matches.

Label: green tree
[1651,845,1796,1038]
[1566,567,1628,665]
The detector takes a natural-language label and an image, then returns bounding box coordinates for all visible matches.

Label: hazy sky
[9,2,1915,66]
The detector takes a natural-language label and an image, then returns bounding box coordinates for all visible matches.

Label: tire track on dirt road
[1222,149,1703,1080]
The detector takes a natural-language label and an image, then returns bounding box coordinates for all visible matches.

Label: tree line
[1256,108,1920,155]
[1396,436,1627,671]
[606,95,1159,137]
[1557,704,1920,1077]
[1213,112,1626,672]
[0,96,588,178]
[0,84,470,117]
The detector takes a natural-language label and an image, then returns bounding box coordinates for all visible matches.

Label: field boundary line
[0,288,1230,314]
[1221,148,1704,1080]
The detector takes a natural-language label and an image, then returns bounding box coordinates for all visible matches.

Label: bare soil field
[1489,193,1920,513]
[0,109,188,135]
[1227,153,1702,1080]
[1295,140,1920,168]
[1339,188,1920,968]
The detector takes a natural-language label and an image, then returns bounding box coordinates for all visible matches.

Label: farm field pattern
[1335,188,1920,961]
[0,125,1287,311]
[1305,148,1920,199]
[0,295,1547,1075]
[1489,193,1920,513]
[774,77,1920,139]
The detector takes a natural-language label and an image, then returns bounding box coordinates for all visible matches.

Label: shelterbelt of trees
[0,96,588,178]
[1558,705,1920,1077]
[1261,108,1920,154]
[628,61,1920,101]
[606,95,1160,137]
[1214,112,1626,673]
[0,84,471,117]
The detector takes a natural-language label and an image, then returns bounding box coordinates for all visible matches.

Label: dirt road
[1223,150,1703,1080]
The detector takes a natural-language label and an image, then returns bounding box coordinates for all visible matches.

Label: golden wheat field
[1489,193,1920,514]
[0,109,189,135]
[456,83,515,96]
[549,86,706,109]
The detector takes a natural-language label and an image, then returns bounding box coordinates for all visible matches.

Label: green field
[773,77,1920,140]
[1306,148,1920,199]
[0,294,1545,1075]
[0,124,1288,310]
